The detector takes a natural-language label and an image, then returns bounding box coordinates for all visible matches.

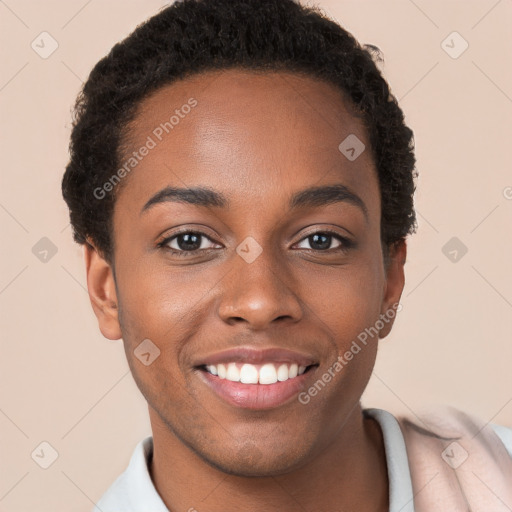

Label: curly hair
[61,0,417,267]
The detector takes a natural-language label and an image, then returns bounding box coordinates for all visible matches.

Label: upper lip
[194,347,318,367]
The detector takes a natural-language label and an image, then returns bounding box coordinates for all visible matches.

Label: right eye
[157,231,222,257]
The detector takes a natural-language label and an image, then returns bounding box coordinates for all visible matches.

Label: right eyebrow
[140,186,228,216]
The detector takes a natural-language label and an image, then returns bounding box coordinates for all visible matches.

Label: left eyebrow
[140,183,368,223]
[289,184,369,223]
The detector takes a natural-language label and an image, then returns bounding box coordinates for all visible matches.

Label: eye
[157,228,354,258]
[294,230,353,253]
[157,231,220,257]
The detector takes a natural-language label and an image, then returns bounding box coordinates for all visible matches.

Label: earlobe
[83,242,122,341]
[379,240,407,340]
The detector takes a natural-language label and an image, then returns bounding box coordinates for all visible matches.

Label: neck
[148,404,389,512]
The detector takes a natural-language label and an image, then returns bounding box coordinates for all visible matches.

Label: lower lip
[198,368,314,410]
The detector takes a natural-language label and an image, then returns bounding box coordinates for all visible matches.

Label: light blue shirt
[92,408,512,512]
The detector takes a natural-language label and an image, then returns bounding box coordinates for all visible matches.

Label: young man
[61,0,512,510]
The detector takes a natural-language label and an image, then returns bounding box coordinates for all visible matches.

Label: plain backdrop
[1,0,511,510]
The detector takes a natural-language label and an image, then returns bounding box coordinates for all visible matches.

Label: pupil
[311,234,330,250]
[178,233,201,251]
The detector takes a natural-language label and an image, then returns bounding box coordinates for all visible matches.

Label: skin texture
[84,69,406,511]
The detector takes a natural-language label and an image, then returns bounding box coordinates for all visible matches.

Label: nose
[217,243,303,330]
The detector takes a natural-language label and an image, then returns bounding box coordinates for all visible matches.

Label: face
[86,69,405,477]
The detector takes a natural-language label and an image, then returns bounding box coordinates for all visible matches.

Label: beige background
[1,0,511,510]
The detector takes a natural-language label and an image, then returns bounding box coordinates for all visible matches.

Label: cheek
[116,262,206,340]
[115,285,195,416]
[300,262,384,390]
[300,262,384,337]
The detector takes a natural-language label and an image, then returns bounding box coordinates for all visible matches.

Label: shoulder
[393,405,512,510]
[394,404,512,458]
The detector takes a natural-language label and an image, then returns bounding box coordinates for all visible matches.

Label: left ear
[379,240,407,339]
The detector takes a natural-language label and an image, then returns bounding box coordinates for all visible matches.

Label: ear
[378,240,407,339]
[83,241,122,340]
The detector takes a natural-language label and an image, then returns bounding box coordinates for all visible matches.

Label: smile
[204,362,309,384]
[195,347,319,410]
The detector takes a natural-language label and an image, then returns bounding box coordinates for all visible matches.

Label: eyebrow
[140,183,368,222]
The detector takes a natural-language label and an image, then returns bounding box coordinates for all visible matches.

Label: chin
[197,440,310,478]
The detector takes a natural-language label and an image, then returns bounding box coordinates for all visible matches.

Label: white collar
[364,408,415,512]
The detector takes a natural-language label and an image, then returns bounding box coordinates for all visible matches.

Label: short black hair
[61,0,417,267]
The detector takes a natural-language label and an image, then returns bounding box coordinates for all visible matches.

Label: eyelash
[156,229,355,258]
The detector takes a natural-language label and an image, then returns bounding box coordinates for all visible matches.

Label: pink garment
[396,405,512,511]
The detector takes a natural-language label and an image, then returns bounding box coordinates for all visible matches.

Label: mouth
[194,347,319,410]
[200,361,315,384]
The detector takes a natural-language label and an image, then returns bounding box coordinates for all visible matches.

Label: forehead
[115,69,379,219]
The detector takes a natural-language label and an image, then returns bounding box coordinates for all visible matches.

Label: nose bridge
[218,235,303,328]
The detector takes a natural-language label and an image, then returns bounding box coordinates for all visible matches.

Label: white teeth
[226,362,240,382]
[277,363,289,381]
[259,363,278,384]
[240,364,259,384]
[217,364,227,379]
[205,362,310,384]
